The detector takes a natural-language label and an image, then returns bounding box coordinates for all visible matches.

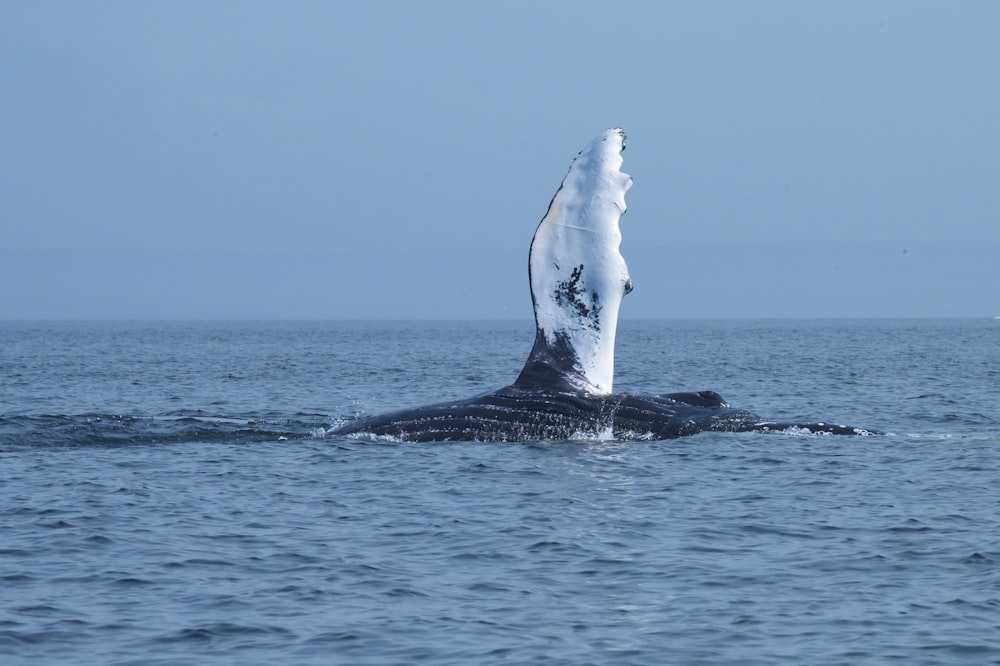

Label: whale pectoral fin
[519,129,632,395]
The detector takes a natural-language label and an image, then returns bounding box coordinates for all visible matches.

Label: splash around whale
[333,129,878,442]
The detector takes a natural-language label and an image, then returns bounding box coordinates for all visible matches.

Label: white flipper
[515,129,633,395]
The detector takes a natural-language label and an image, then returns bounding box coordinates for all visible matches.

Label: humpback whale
[334,129,877,442]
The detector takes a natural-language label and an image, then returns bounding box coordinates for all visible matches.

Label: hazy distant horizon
[3,3,997,319]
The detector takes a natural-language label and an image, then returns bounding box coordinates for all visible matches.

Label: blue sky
[2,1,997,319]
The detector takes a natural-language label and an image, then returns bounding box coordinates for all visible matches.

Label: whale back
[515,129,633,395]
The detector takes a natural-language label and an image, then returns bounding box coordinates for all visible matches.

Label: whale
[333,129,877,442]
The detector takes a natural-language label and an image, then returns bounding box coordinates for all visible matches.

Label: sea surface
[1,319,998,665]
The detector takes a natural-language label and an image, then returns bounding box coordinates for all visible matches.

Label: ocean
[2,319,998,664]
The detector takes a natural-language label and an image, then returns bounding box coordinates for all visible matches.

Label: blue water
[2,319,998,664]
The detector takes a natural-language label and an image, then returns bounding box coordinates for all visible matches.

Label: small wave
[154,622,293,644]
[0,412,322,448]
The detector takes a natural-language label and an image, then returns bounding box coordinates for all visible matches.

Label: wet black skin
[332,386,875,442]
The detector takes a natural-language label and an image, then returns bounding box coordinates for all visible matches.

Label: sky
[2,1,998,319]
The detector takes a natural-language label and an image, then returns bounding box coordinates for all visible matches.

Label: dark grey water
[2,320,998,664]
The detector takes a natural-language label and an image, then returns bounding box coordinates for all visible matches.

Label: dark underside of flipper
[514,329,591,394]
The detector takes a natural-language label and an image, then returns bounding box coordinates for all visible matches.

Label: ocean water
[1,319,998,665]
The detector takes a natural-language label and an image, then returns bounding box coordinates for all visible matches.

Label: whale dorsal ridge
[514,129,633,395]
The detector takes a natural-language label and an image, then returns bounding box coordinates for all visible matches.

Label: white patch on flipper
[526,129,632,394]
